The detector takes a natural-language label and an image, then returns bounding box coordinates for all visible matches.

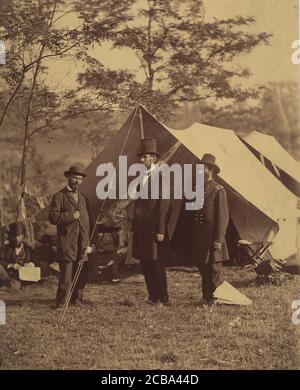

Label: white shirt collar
[146,164,157,175]
[66,185,77,192]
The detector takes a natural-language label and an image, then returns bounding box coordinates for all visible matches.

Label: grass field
[0,266,299,370]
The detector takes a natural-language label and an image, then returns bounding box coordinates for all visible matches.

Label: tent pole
[138,106,144,140]
[0,195,3,254]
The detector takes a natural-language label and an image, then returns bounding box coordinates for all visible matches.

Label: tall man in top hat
[192,154,229,304]
[49,165,92,308]
[128,138,172,305]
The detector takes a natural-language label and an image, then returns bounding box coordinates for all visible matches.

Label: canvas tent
[36,105,298,262]
[242,131,300,197]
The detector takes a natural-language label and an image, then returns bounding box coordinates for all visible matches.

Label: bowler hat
[9,221,25,236]
[137,138,160,157]
[198,153,220,174]
[64,165,86,178]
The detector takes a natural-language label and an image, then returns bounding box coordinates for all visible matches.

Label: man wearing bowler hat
[192,154,229,305]
[49,165,92,308]
[128,138,172,305]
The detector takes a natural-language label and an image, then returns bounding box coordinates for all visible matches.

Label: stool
[237,240,273,266]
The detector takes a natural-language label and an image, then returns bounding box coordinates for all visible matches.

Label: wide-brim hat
[137,138,160,157]
[9,221,25,236]
[198,153,220,174]
[64,165,86,177]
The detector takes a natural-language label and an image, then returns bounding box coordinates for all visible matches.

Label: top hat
[9,221,25,236]
[198,153,220,174]
[64,165,86,178]
[137,138,160,157]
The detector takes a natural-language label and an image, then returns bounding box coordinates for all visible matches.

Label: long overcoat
[49,188,91,263]
[128,171,172,263]
[193,179,229,264]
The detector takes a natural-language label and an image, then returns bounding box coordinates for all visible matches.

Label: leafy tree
[78,0,271,119]
[176,81,300,160]
[64,110,128,160]
[0,0,130,188]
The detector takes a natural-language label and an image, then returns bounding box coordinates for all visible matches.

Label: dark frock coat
[49,188,91,263]
[128,171,172,263]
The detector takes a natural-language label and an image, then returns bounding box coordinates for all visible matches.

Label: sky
[44,0,299,92]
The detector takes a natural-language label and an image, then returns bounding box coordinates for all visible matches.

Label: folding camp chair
[237,240,273,266]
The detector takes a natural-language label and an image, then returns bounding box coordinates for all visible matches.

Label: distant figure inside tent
[34,234,57,276]
[49,165,93,309]
[127,138,172,305]
[0,221,34,290]
[192,154,229,305]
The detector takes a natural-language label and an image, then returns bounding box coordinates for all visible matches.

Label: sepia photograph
[0,0,299,375]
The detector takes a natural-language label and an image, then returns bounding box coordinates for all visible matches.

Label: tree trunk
[146,0,154,90]
[20,131,29,186]
[0,73,25,130]
[19,0,58,187]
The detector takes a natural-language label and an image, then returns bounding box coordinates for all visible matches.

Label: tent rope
[57,105,139,327]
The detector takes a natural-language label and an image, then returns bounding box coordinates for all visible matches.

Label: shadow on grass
[230,278,256,288]
[4,298,54,307]
[89,265,142,285]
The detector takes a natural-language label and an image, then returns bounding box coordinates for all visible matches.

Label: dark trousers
[56,260,88,305]
[140,259,168,303]
[198,262,224,302]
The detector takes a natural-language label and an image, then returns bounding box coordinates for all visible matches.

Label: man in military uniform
[128,139,172,305]
[192,154,229,304]
[49,165,92,308]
